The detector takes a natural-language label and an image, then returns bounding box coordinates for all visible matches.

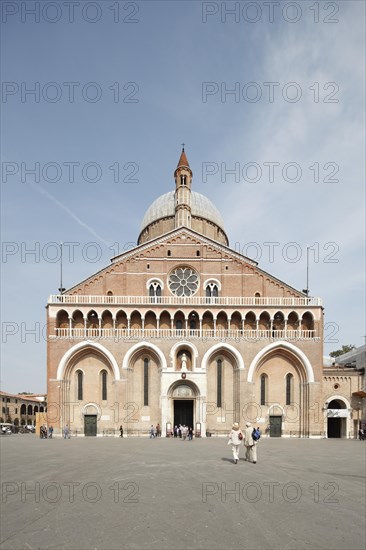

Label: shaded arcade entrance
[174,400,194,427]
[327,399,347,438]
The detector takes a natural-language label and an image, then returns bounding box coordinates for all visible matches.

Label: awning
[352,391,366,398]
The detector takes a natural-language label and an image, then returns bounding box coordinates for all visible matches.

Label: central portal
[174,400,194,427]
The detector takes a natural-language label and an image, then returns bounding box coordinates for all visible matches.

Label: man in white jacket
[244,421,257,464]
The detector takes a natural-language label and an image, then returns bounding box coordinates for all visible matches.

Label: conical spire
[177,146,190,170]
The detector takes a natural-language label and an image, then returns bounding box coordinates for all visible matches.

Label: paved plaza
[0,435,365,550]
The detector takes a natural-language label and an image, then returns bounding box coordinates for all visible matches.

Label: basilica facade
[46,149,363,437]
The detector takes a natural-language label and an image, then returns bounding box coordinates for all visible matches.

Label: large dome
[140,190,225,233]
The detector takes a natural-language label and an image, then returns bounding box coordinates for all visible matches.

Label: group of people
[228,422,260,464]
[173,425,193,440]
[40,425,53,439]
[149,424,162,438]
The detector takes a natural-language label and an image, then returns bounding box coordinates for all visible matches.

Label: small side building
[322,345,365,437]
[0,391,47,428]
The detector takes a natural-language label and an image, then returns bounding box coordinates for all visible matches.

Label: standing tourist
[244,422,257,464]
[227,422,243,464]
[63,424,70,439]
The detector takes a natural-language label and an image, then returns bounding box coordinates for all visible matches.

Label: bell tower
[174,145,192,228]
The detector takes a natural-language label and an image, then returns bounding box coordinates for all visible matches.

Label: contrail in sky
[30,182,110,247]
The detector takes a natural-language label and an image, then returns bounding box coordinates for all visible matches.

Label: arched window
[143,358,149,406]
[176,319,183,330]
[77,370,83,401]
[189,313,197,331]
[260,374,267,406]
[206,283,219,299]
[148,281,162,302]
[101,370,107,401]
[217,359,222,408]
[149,284,161,297]
[286,373,293,405]
[27,405,33,415]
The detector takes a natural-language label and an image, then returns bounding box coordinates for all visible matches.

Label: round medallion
[168,267,199,297]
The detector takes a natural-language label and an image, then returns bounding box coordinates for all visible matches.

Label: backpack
[252,428,260,441]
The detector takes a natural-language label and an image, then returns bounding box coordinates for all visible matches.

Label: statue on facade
[181,352,188,372]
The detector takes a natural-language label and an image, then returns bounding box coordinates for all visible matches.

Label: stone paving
[0,435,365,549]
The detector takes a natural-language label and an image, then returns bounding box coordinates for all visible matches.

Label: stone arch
[170,341,199,371]
[244,311,257,329]
[247,341,314,383]
[159,310,171,329]
[144,310,157,329]
[101,310,113,329]
[203,278,221,291]
[167,379,201,398]
[325,395,351,409]
[268,403,284,416]
[56,341,120,381]
[81,402,102,420]
[146,277,164,290]
[325,395,352,439]
[122,341,167,371]
[71,309,84,328]
[56,309,69,328]
[201,343,244,371]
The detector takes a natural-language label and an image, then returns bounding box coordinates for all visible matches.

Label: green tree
[329,345,356,357]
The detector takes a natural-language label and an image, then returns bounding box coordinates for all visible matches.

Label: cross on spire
[181,142,185,151]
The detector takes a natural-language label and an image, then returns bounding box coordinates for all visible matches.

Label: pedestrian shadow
[221,457,235,463]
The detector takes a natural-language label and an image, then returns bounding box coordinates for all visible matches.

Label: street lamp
[302,246,310,296]
[58,242,66,294]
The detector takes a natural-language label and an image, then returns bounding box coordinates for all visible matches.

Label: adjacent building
[0,391,46,427]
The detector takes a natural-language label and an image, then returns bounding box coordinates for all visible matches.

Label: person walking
[188,426,193,440]
[244,422,257,464]
[63,424,70,439]
[149,425,155,439]
[119,425,124,438]
[227,422,243,464]
[48,425,53,439]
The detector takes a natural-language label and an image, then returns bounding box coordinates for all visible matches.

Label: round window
[168,267,199,297]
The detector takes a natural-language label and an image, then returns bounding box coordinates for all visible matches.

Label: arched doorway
[167,381,200,433]
[172,385,194,427]
[327,399,347,438]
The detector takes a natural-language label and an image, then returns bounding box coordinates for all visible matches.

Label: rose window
[168,267,199,297]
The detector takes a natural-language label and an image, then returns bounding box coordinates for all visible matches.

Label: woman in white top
[228,422,243,464]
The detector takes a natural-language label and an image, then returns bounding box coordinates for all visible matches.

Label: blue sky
[1,0,365,393]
